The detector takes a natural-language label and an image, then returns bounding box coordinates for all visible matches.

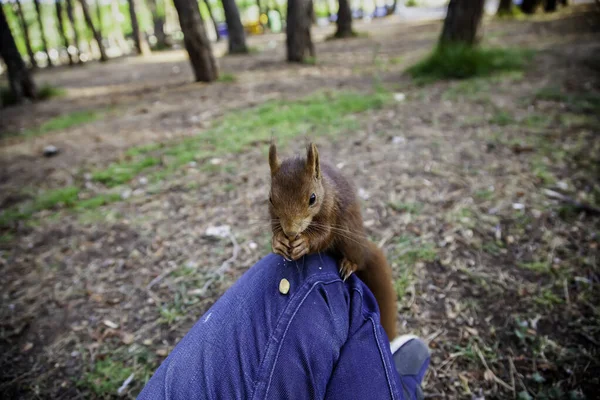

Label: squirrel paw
[289,235,310,260]
[272,232,291,260]
[339,259,358,281]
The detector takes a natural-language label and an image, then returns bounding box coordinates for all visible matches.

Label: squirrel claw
[339,259,357,282]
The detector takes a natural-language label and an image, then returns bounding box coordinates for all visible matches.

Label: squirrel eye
[309,193,316,206]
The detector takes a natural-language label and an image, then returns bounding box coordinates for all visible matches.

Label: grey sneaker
[390,335,430,400]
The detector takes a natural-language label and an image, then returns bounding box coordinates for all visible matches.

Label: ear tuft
[305,143,320,179]
[269,143,280,174]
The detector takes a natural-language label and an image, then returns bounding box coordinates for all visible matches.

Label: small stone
[205,225,231,239]
[121,189,132,200]
[358,188,369,200]
[556,181,568,190]
[392,136,406,145]
[279,278,290,295]
[139,177,148,185]
[512,203,525,210]
[156,348,169,356]
[121,332,135,345]
[143,339,153,346]
[394,93,406,102]
[43,145,59,157]
[210,158,222,165]
[248,241,258,250]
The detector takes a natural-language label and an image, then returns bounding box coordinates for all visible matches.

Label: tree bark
[520,0,541,13]
[0,5,37,103]
[203,0,221,42]
[334,0,353,38]
[286,0,314,62]
[221,0,248,53]
[65,0,81,62]
[544,0,557,12]
[497,0,512,14]
[171,0,218,81]
[127,0,151,55]
[439,0,484,46]
[33,0,53,67]
[14,0,37,68]
[78,0,108,61]
[147,0,167,47]
[95,0,103,35]
[55,0,75,65]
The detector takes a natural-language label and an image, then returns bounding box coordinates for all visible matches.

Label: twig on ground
[117,372,135,395]
[509,355,516,399]
[544,189,600,215]
[475,344,514,392]
[146,262,180,290]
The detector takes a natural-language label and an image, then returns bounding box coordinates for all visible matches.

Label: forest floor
[1,5,599,399]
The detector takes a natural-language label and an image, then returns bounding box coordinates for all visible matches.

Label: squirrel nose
[284,230,299,240]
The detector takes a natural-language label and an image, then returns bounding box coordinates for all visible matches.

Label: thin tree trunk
[147,0,167,47]
[171,0,218,81]
[77,0,108,60]
[33,0,54,67]
[221,0,248,53]
[65,0,82,62]
[111,0,129,52]
[203,0,221,42]
[55,0,75,65]
[14,0,37,68]
[334,0,353,38]
[0,5,37,103]
[544,0,557,12]
[386,0,398,15]
[286,0,314,62]
[520,0,541,13]
[439,0,484,46]
[127,0,151,55]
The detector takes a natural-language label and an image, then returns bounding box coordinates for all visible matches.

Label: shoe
[389,335,430,400]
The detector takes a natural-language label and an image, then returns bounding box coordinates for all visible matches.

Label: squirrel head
[268,142,325,239]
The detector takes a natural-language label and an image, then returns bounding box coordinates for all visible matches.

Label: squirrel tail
[357,241,398,341]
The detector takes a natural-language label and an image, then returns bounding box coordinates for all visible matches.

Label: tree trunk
[520,0,541,13]
[78,0,108,61]
[334,0,353,38]
[33,0,53,67]
[127,0,151,55]
[0,5,37,103]
[286,0,314,62]
[544,0,557,12]
[147,0,167,47]
[221,0,248,53]
[55,0,75,65]
[171,0,218,82]
[203,0,221,42]
[439,0,484,46]
[111,0,130,52]
[14,0,37,68]
[386,0,398,15]
[497,0,512,14]
[65,0,82,63]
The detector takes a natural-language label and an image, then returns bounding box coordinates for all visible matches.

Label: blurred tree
[497,0,512,14]
[0,5,37,103]
[221,0,248,53]
[171,0,218,81]
[77,0,108,61]
[127,0,151,55]
[386,0,398,15]
[55,0,75,65]
[147,0,167,47]
[286,0,314,62]
[14,0,37,68]
[545,0,557,11]
[440,0,484,46]
[203,0,221,42]
[65,0,81,62]
[334,0,353,38]
[520,0,541,13]
[110,0,129,52]
[95,0,103,35]
[33,0,54,67]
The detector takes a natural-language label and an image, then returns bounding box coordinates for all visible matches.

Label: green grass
[490,110,515,126]
[217,73,237,83]
[78,359,133,396]
[519,261,552,274]
[407,44,534,83]
[535,87,600,114]
[497,6,525,18]
[92,156,161,187]
[388,201,423,214]
[406,0,418,6]
[9,109,101,138]
[0,83,65,107]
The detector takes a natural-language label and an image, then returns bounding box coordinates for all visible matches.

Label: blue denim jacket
[138,253,406,399]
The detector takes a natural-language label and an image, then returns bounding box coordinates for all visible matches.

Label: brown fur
[268,143,398,340]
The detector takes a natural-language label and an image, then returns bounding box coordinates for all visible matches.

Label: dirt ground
[1,5,599,399]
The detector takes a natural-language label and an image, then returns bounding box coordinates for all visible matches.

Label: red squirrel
[267,142,398,340]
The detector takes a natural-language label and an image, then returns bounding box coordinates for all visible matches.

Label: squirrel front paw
[339,258,358,281]
[289,234,310,261]
[272,231,291,260]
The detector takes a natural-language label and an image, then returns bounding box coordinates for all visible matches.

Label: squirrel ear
[269,143,280,174]
[306,143,320,179]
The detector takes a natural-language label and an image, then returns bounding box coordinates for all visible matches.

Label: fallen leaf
[156,348,169,356]
[22,342,33,352]
[121,333,135,345]
[103,319,119,329]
